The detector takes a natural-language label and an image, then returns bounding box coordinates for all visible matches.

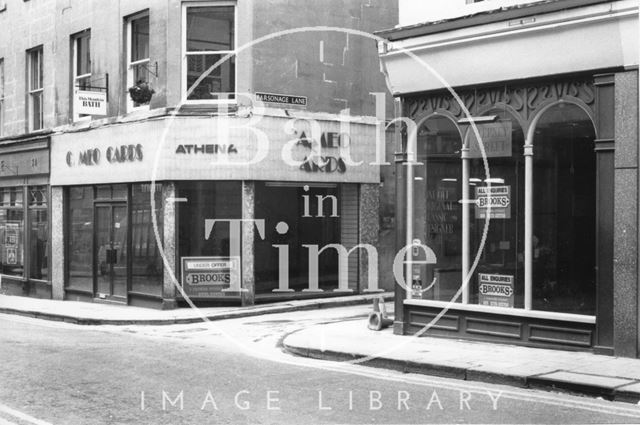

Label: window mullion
[524,140,534,310]
[461,148,470,304]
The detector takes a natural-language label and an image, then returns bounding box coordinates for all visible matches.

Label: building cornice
[377,0,629,42]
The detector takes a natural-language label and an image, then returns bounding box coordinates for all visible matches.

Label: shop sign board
[256,92,307,107]
[466,120,512,158]
[50,115,379,185]
[73,89,107,116]
[475,185,510,219]
[181,256,241,298]
[0,149,49,177]
[478,273,514,308]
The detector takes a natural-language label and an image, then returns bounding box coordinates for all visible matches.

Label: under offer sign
[181,256,241,298]
[74,89,107,116]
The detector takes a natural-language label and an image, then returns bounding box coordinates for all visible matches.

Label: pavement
[282,313,640,405]
[3,293,640,406]
[0,292,393,325]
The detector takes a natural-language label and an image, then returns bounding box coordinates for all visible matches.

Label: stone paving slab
[283,320,640,404]
[530,371,635,390]
[0,292,393,325]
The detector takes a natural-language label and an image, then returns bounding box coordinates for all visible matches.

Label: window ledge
[404,298,596,324]
[175,102,239,116]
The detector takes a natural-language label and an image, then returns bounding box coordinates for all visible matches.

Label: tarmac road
[1,306,639,424]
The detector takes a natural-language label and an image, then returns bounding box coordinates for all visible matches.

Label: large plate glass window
[67,186,93,292]
[28,186,48,281]
[183,3,235,102]
[254,183,341,295]
[130,183,163,296]
[411,102,596,316]
[531,104,596,314]
[0,188,25,277]
[466,111,525,308]
[412,116,463,302]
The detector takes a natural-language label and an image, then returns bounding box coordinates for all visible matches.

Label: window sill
[404,298,596,324]
[174,102,239,115]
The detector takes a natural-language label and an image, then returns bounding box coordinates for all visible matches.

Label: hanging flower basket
[128,80,155,106]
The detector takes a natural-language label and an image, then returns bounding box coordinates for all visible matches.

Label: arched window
[465,109,525,308]
[531,103,596,314]
[413,115,463,301]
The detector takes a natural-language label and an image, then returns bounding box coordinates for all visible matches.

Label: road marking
[0,404,52,425]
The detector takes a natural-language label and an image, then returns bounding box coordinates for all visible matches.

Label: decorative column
[360,183,381,293]
[241,181,255,306]
[50,186,64,300]
[461,146,470,304]
[162,182,177,309]
[394,100,407,334]
[523,142,533,310]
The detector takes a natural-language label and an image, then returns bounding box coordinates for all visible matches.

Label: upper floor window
[127,12,151,111]
[72,30,91,121]
[27,47,43,132]
[183,3,236,102]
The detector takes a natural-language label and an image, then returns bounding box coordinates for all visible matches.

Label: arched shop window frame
[524,98,597,313]
[459,104,526,306]
[406,111,464,303]
[409,98,598,317]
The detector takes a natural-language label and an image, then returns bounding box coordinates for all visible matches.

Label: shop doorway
[95,203,128,301]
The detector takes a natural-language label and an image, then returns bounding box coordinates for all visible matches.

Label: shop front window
[413,102,596,315]
[67,186,93,291]
[532,104,596,314]
[0,188,24,277]
[254,183,341,294]
[467,111,525,308]
[28,186,48,281]
[178,181,241,258]
[131,183,163,296]
[413,116,463,302]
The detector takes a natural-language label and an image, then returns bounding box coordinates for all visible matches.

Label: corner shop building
[49,111,381,309]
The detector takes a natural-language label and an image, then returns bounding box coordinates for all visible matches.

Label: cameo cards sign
[66,144,143,167]
[294,130,348,173]
[475,185,511,219]
[256,92,307,107]
[478,273,514,308]
[466,120,512,158]
[181,256,241,298]
[73,89,107,116]
[50,115,379,185]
